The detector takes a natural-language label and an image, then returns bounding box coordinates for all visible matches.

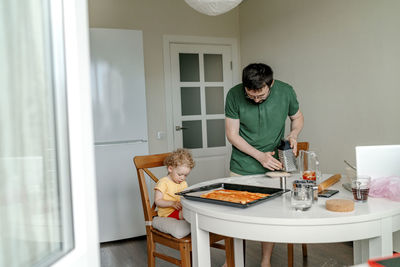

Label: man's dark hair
[242,63,274,90]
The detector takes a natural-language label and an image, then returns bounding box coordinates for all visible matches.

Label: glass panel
[204,54,223,82]
[205,86,224,114]
[0,0,73,266]
[179,53,200,82]
[181,87,201,116]
[207,119,226,147]
[182,121,203,149]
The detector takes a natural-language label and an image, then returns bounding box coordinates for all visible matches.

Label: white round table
[181,174,400,267]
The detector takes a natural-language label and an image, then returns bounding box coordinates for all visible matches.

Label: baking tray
[176,183,289,208]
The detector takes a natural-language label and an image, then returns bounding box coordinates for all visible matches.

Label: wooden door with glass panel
[170,43,232,183]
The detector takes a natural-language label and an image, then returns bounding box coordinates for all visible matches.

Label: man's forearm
[227,133,282,170]
[288,112,304,139]
[225,117,281,169]
[227,133,263,161]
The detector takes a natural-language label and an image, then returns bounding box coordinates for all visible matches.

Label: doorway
[164,36,240,184]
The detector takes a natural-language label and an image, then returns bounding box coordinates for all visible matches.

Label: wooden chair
[133,153,235,267]
[287,142,309,267]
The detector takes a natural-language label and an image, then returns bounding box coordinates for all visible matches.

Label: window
[0,1,74,266]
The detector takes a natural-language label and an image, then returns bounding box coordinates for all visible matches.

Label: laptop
[356,145,400,179]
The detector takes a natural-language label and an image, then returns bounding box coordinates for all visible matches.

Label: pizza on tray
[200,189,270,204]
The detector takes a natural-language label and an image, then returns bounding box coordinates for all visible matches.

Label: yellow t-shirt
[154,176,188,217]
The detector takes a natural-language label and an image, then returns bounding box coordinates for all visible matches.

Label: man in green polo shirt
[225,63,304,267]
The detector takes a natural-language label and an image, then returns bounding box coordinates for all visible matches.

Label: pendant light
[184,0,243,16]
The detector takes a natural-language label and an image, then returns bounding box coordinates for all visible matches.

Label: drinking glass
[351,175,371,202]
[291,186,313,211]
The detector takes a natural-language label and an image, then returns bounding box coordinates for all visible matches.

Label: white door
[0,0,99,266]
[170,43,233,184]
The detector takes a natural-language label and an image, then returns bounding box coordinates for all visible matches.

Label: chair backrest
[296,142,309,171]
[296,142,309,157]
[133,153,171,223]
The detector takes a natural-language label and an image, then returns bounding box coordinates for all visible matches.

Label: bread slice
[265,171,291,177]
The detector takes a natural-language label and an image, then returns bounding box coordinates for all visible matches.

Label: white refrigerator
[89,28,149,242]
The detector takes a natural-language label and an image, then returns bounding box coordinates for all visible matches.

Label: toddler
[154,148,195,220]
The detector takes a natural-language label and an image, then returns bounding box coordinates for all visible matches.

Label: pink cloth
[369,176,400,201]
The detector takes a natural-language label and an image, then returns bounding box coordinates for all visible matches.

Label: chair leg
[224,238,235,267]
[302,243,308,257]
[287,243,294,267]
[179,242,191,267]
[146,235,156,267]
[243,240,246,266]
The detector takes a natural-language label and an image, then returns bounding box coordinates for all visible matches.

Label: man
[225,63,304,267]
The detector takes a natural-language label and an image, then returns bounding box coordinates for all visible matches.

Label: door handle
[175,126,188,131]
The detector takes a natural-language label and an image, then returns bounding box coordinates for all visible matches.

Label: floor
[100,236,353,267]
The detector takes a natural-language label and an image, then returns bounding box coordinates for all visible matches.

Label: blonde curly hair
[164,148,195,169]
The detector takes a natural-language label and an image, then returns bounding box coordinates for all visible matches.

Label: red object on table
[302,170,316,181]
[368,253,400,267]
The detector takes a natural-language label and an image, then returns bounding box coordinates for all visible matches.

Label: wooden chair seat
[134,152,235,267]
[151,228,191,244]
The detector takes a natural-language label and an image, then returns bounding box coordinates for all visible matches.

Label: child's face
[168,165,191,184]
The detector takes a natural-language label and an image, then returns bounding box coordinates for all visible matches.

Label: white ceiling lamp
[185,0,243,16]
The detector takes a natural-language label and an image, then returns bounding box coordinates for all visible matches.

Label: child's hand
[172,201,182,210]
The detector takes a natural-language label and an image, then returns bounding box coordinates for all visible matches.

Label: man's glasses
[245,87,270,101]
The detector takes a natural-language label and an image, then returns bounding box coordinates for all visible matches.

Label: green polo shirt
[225,80,299,175]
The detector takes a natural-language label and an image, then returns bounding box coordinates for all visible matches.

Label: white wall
[88,0,240,154]
[239,0,400,173]
[88,0,400,174]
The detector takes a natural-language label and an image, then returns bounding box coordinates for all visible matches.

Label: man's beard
[251,99,265,105]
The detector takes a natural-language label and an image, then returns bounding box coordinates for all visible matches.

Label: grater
[278,140,298,172]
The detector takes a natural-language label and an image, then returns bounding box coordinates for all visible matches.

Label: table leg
[393,230,400,252]
[233,238,245,267]
[353,240,368,264]
[353,239,369,264]
[369,217,393,258]
[354,217,393,264]
[190,212,210,267]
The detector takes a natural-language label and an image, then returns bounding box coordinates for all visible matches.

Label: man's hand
[171,201,182,210]
[226,117,287,171]
[256,151,283,170]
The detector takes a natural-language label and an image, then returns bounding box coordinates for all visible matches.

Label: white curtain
[0,0,69,266]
